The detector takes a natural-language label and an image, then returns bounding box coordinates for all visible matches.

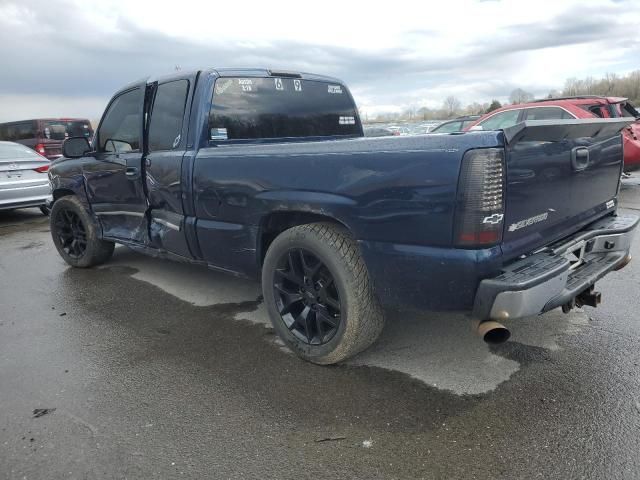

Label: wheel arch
[52,188,76,202]
[257,211,353,267]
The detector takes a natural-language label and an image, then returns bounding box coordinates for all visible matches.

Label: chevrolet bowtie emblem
[483,213,504,225]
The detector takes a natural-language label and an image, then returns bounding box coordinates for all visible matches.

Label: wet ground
[1,179,640,479]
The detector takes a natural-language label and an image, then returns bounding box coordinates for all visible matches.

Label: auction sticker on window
[210,127,228,140]
[237,79,255,92]
[328,85,343,94]
[215,79,233,95]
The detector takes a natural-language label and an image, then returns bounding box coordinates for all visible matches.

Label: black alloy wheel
[273,248,342,345]
[53,208,88,259]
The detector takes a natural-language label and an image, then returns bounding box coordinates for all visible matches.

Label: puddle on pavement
[105,247,591,396]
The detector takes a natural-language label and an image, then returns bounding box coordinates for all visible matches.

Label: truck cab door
[84,82,149,243]
[144,77,194,258]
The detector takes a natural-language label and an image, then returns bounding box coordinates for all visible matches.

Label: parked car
[0,118,93,160]
[429,115,481,134]
[363,126,396,137]
[421,123,442,133]
[48,68,637,365]
[0,141,50,214]
[465,96,640,171]
[387,125,410,136]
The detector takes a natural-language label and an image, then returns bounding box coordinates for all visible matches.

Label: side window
[479,110,520,130]
[434,121,462,133]
[148,80,190,152]
[621,102,639,118]
[11,122,35,140]
[97,89,142,153]
[585,105,605,118]
[524,107,574,120]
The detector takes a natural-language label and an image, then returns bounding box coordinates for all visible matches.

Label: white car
[0,141,51,214]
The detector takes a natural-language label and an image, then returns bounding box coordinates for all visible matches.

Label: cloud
[0,0,639,120]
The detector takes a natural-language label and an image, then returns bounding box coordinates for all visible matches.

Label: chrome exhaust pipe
[473,320,511,344]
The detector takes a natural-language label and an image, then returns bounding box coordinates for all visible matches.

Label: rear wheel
[50,196,115,268]
[262,222,384,364]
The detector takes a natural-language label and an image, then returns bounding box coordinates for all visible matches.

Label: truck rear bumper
[473,213,639,321]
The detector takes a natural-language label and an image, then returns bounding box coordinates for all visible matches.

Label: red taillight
[34,143,47,155]
[33,165,49,173]
[454,148,505,247]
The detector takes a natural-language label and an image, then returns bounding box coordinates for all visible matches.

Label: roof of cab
[113,68,346,96]
[146,68,344,85]
[211,68,343,84]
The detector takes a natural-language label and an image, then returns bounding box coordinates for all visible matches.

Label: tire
[50,196,115,268]
[262,222,385,364]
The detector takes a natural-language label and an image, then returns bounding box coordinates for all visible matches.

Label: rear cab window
[208,77,361,141]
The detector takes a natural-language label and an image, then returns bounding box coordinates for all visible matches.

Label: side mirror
[468,125,484,131]
[63,137,91,158]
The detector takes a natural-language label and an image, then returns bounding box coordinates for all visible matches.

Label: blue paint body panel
[48,69,628,314]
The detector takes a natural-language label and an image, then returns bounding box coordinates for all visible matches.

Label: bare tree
[603,72,618,94]
[509,88,534,104]
[443,96,461,118]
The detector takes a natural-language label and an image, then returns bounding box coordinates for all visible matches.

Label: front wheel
[262,222,384,365]
[50,196,115,268]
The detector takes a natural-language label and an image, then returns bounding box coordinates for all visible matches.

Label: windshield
[209,77,361,140]
[0,142,45,160]
[42,120,93,141]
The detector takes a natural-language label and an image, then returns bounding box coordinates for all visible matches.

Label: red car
[465,96,640,172]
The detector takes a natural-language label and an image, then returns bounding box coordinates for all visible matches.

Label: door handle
[571,147,590,172]
[125,166,139,177]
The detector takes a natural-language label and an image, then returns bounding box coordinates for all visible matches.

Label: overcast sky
[1,0,639,121]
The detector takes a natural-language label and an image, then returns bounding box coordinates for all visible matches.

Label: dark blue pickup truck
[48,68,638,364]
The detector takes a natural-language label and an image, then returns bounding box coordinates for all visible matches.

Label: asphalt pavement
[1,179,640,479]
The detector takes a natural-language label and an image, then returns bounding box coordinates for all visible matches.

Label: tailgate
[501,119,633,259]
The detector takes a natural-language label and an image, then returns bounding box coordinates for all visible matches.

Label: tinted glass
[0,122,35,141]
[148,80,189,151]
[524,107,573,120]
[432,121,462,133]
[479,110,520,130]
[209,77,360,140]
[620,102,639,118]
[0,142,44,160]
[583,105,605,118]
[98,89,142,152]
[42,120,93,140]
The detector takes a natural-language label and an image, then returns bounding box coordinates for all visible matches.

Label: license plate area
[0,171,23,180]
